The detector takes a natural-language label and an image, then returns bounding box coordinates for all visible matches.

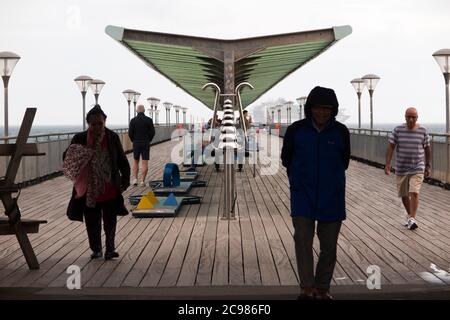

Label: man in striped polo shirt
[385,107,431,230]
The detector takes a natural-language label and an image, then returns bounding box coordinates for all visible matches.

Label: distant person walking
[63,105,130,260]
[385,107,431,230]
[129,104,155,186]
[281,86,350,300]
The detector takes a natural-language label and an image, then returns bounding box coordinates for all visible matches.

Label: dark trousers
[292,216,342,289]
[84,200,117,253]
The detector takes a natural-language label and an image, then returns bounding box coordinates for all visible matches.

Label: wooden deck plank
[241,170,280,286]
[195,168,222,286]
[140,167,209,287]
[176,166,218,286]
[235,172,261,285]
[157,169,213,287]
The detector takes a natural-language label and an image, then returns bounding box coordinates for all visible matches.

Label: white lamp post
[277,105,282,124]
[74,75,92,131]
[433,49,450,134]
[350,78,366,129]
[122,89,135,124]
[270,106,275,124]
[362,74,380,130]
[285,101,293,124]
[155,109,160,125]
[174,105,181,124]
[132,91,141,118]
[0,51,20,137]
[163,101,173,125]
[147,97,160,120]
[181,107,188,124]
[296,96,307,120]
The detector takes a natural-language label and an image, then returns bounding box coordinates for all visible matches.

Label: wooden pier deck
[1,137,450,299]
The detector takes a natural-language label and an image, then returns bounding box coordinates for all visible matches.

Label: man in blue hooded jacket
[281,86,350,300]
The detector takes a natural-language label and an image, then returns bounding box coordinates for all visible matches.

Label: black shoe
[104,251,119,260]
[90,251,103,259]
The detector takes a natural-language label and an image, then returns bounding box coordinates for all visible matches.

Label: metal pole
[444,74,450,186]
[81,91,86,131]
[369,89,374,130]
[94,93,99,105]
[445,73,449,134]
[2,76,10,137]
[357,91,362,129]
[127,100,131,124]
[133,101,137,118]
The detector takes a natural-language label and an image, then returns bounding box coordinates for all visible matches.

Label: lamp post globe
[89,79,105,105]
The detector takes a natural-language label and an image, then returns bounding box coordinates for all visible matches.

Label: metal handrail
[348,128,450,142]
[0,124,178,143]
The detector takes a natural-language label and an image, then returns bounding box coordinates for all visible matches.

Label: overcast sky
[1,0,450,128]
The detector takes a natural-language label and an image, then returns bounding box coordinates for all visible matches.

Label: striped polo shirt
[388,124,430,176]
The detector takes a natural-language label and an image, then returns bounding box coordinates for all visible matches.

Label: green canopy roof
[106,25,351,109]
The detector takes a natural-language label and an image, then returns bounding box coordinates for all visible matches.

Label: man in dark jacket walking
[281,86,350,300]
[129,104,155,186]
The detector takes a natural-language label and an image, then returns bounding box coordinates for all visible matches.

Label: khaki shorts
[396,173,424,197]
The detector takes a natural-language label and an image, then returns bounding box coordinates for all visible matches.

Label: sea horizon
[0,122,447,138]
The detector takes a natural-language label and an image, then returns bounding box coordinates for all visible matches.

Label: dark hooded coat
[281,86,350,221]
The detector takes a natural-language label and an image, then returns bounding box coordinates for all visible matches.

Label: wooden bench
[0,218,47,235]
[0,108,46,270]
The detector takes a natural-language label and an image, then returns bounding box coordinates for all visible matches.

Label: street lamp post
[270,106,275,124]
[122,89,135,124]
[350,78,366,129]
[132,91,141,118]
[155,110,160,125]
[181,107,188,124]
[362,74,380,130]
[296,96,307,120]
[286,101,293,124]
[0,51,20,137]
[163,102,173,125]
[174,105,181,124]
[277,105,282,124]
[433,49,450,134]
[75,75,93,131]
[147,97,160,120]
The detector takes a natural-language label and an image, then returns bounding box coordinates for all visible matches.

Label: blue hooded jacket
[281,87,350,221]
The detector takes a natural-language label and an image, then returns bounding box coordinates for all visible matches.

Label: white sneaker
[404,215,410,226]
[132,178,138,186]
[140,181,146,187]
[407,217,418,230]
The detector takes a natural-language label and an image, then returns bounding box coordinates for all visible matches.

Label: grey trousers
[292,216,342,289]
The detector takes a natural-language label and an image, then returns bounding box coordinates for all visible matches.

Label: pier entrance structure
[106,25,352,218]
